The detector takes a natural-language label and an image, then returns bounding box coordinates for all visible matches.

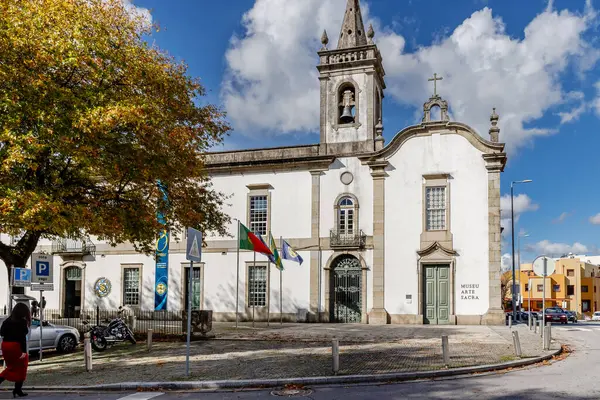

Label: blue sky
[131,0,600,265]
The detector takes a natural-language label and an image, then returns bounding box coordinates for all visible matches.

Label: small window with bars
[123,267,140,306]
[248,265,267,307]
[249,195,268,236]
[426,186,446,231]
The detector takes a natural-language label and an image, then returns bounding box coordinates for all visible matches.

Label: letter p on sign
[36,261,50,276]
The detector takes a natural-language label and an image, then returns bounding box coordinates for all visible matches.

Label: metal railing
[330,229,367,248]
[43,308,187,336]
[52,237,96,256]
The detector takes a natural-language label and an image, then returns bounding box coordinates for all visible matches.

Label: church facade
[0,0,507,325]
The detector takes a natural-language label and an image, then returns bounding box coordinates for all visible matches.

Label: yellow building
[505,257,600,318]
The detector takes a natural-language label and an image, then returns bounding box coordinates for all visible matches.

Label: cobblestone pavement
[24,323,558,387]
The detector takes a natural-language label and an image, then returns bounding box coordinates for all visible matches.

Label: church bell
[340,105,354,124]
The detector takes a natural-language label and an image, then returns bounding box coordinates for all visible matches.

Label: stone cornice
[483,153,508,173]
[358,121,506,164]
[417,241,458,258]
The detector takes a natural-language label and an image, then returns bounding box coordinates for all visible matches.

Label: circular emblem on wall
[156,282,168,296]
[340,171,354,185]
[94,278,112,298]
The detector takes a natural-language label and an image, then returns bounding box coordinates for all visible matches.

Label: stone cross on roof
[428,73,443,97]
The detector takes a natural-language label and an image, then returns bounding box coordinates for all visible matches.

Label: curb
[26,347,562,392]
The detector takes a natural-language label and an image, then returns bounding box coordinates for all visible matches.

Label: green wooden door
[423,265,450,324]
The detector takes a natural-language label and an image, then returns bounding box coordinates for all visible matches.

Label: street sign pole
[39,289,44,362]
[184,228,202,378]
[186,260,192,377]
[542,258,547,347]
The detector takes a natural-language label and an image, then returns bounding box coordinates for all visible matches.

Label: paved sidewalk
[25,323,559,387]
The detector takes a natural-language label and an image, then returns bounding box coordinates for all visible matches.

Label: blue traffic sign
[12,268,31,287]
[186,228,202,262]
[36,261,50,276]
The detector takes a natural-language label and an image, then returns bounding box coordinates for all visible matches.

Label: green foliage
[0,0,231,267]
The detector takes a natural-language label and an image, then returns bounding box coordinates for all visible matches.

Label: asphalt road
[2,322,599,399]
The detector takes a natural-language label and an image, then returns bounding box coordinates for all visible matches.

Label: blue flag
[281,239,303,265]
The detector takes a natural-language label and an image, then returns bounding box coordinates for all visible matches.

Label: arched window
[337,195,356,236]
[338,83,356,124]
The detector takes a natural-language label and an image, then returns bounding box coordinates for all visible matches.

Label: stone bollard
[539,319,543,338]
[512,331,522,357]
[84,332,93,372]
[534,318,538,334]
[508,315,512,329]
[442,335,450,365]
[147,329,153,352]
[332,338,339,375]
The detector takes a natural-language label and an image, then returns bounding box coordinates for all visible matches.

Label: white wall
[320,157,373,237]
[209,170,312,241]
[384,133,490,316]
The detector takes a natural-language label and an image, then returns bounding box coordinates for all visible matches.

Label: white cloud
[594,81,600,117]
[500,194,539,237]
[526,240,589,256]
[553,211,571,223]
[122,0,152,28]
[501,253,512,271]
[222,1,598,152]
[590,213,600,225]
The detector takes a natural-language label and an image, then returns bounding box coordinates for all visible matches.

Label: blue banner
[155,181,169,311]
[154,228,169,310]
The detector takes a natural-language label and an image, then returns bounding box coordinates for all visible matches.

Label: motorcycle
[83,307,137,351]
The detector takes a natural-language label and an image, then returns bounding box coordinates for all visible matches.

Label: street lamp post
[511,180,532,322]
[517,232,530,318]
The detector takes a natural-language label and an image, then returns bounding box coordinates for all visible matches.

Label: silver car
[0,317,80,354]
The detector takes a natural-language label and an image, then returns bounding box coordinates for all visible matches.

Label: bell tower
[317,0,386,155]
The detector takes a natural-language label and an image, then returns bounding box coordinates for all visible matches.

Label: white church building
[0,0,507,325]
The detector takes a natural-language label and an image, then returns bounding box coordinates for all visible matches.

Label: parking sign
[12,268,31,287]
[32,253,54,284]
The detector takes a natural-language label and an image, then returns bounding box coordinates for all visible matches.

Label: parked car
[0,317,80,355]
[565,310,578,323]
[544,309,568,324]
[592,312,600,321]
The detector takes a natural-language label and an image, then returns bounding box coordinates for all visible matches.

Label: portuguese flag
[239,222,273,256]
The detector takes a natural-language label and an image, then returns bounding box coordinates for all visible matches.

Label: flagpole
[252,250,256,328]
[235,219,240,329]
[267,258,271,327]
[280,236,283,325]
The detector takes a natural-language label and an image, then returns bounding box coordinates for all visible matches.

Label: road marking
[117,394,163,400]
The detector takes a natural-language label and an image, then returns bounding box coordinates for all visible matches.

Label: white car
[0,317,80,354]
[592,312,600,321]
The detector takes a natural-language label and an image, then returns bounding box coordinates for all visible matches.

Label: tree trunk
[0,231,42,298]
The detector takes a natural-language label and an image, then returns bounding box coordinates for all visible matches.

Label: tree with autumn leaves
[0,0,231,282]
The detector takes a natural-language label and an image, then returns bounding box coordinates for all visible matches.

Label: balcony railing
[330,229,366,249]
[52,237,96,256]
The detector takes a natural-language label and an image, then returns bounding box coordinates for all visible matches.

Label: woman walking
[0,303,31,397]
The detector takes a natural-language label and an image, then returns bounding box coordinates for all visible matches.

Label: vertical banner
[155,181,170,311]
[154,228,169,310]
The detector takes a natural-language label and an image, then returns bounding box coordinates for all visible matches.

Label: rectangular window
[567,285,575,296]
[567,269,575,277]
[583,300,591,313]
[582,285,589,293]
[249,195,268,235]
[536,301,543,309]
[537,284,543,292]
[248,265,267,307]
[525,284,529,292]
[425,186,446,231]
[123,267,140,306]
[553,285,560,292]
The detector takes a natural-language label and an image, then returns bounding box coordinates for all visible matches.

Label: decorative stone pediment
[417,241,458,261]
[422,95,449,123]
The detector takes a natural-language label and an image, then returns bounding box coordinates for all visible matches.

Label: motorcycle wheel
[91,336,108,352]
[127,328,137,345]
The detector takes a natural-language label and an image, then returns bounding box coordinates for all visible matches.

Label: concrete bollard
[508,315,512,329]
[539,319,543,338]
[147,329,153,352]
[534,318,538,334]
[128,315,137,331]
[442,335,450,365]
[512,331,522,357]
[84,332,92,372]
[332,338,339,375]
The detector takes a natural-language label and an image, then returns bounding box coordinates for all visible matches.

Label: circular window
[340,171,354,185]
